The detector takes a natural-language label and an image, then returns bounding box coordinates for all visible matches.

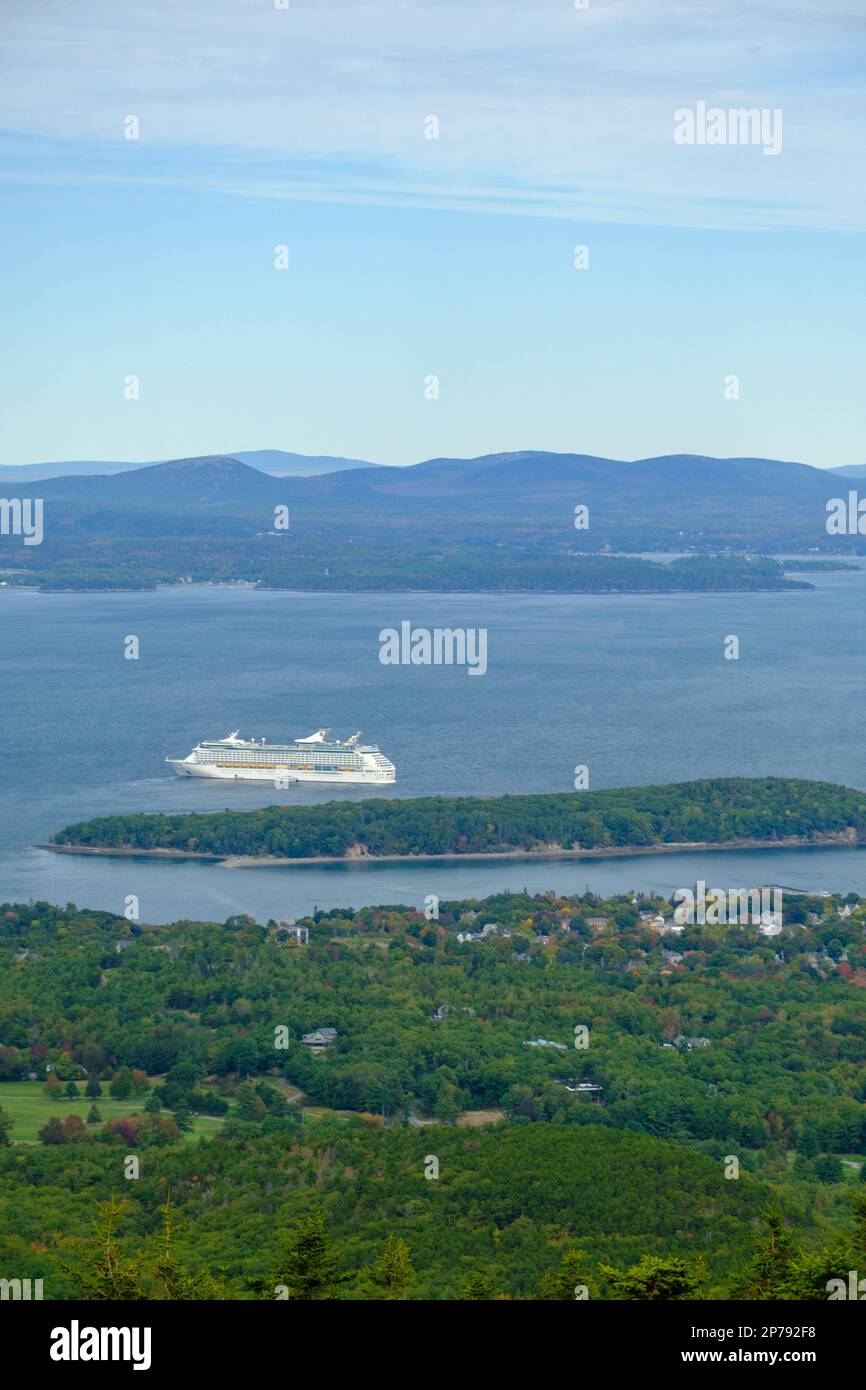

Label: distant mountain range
[0,450,378,483]
[3,448,860,592]
[3,450,853,534]
[3,451,863,595]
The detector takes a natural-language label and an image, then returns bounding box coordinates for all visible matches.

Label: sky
[0,0,864,469]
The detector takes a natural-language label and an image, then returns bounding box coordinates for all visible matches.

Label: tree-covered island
[47,777,866,862]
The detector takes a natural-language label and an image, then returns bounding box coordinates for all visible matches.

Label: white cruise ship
[166,729,396,785]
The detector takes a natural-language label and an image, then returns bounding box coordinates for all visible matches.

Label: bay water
[3,567,866,922]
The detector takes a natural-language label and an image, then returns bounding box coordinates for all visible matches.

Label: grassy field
[0,1081,227,1145]
[456,1109,505,1128]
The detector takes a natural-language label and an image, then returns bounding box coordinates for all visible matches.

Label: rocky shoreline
[40,831,866,869]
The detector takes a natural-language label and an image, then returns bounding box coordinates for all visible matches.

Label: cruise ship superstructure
[166,729,396,785]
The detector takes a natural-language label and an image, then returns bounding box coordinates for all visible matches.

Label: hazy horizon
[0,446,856,475]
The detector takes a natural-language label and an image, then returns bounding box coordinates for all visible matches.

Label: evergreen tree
[456,1271,499,1300]
[54,1195,147,1299]
[236,1083,267,1123]
[728,1205,798,1300]
[539,1247,592,1300]
[64,1080,79,1099]
[86,1104,102,1125]
[600,1255,703,1301]
[85,1077,102,1099]
[369,1234,416,1300]
[272,1209,348,1300]
[148,1196,226,1300]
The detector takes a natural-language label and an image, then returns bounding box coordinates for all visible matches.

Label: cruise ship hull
[168,760,394,785]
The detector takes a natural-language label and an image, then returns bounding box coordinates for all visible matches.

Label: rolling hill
[35,455,287,508]
[2,448,842,501]
[17,449,844,530]
[0,450,378,483]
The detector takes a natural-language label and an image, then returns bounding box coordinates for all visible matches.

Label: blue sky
[1,0,864,468]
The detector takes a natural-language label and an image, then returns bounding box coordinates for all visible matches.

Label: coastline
[40,832,866,869]
[1,558,859,600]
[6,581,816,597]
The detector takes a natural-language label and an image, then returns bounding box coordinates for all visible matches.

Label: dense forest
[1,887,865,1298]
[50,777,866,859]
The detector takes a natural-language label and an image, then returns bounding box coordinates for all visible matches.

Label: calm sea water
[3,567,866,922]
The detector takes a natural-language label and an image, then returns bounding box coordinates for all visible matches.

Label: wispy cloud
[1,0,864,229]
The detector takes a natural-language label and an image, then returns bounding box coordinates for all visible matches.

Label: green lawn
[0,1081,226,1145]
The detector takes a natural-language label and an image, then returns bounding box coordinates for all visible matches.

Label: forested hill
[1,449,859,592]
[1,891,865,1298]
[49,777,866,860]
